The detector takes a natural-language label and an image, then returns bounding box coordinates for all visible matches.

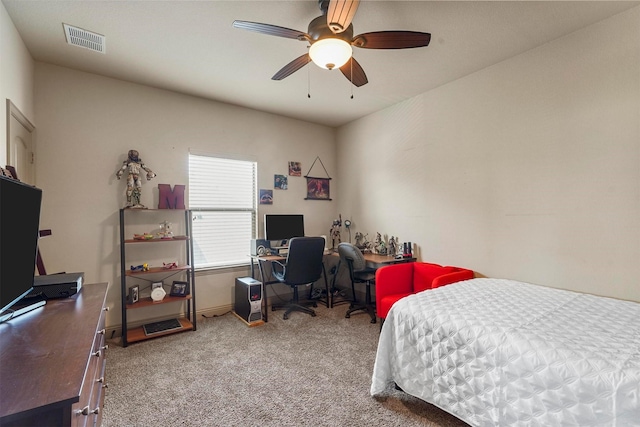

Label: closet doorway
[6,99,35,185]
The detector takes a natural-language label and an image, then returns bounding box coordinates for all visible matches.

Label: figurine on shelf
[133,233,154,240]
[163,261,178,269]
[130,263,149,272]
[158,221,173,239]
[115,149,156,209]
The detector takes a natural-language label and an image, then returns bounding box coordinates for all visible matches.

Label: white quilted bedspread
[370,278,640,426]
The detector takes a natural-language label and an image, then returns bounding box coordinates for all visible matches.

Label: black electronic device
[250,239,271,256]
[234,277,262,323]
[264,214,304,242]
[0,175,44,323]
[27,272,84,300]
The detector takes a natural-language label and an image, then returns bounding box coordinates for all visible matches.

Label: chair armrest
[271,260,286,276]
[431,269,474,288]
[375,263,414,308]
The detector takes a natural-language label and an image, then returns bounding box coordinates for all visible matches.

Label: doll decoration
[116,149,156,208]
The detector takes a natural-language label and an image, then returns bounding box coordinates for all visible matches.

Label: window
[189,153,257,269]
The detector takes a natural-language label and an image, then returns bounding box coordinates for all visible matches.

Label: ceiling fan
[232,0,431,87]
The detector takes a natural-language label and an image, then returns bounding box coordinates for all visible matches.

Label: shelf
[126,295,192,310]
[120,208,196,347]
[124,236,189,244]
[126,317,194,343]
[125,265,191,276]
[121,208,188,212]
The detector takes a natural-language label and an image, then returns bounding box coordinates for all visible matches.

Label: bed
[370,278,640,426]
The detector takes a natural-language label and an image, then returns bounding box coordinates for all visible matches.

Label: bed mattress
[370,278,640,426]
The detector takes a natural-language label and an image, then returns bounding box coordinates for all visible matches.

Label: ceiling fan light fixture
[309,38,352,70]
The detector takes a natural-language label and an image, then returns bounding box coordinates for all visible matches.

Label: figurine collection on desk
[332,215,412,258]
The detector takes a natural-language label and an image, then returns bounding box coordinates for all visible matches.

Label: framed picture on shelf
[128,285,139,304]
[151,281,163,290]
[170,281,189,297]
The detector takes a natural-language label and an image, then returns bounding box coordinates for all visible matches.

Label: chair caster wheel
[370,318,376,324]
[283,314,289,320]
[311,312,316,317]
[345,313,351,318]
[312,302,318,307]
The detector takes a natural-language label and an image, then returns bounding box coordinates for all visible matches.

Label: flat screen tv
[0,175,43,323]
[264,214,304,242]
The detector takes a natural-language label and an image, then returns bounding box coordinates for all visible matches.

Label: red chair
[375,262,474,324]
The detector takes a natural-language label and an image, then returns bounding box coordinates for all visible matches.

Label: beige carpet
[103,302,470,427]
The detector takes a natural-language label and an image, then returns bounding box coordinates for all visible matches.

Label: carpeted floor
[103,303,469,427]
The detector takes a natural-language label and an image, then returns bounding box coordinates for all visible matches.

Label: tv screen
[0,176,42,318]
[264,214,304,242]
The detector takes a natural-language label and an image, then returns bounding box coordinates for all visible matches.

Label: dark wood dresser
[0,282,109,427]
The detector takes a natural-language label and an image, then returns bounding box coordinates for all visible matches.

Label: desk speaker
[250,239,271,256]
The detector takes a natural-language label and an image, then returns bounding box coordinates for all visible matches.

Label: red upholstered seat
[375,262,474,322]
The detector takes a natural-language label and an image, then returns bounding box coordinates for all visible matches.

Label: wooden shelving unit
[119,208,196,347]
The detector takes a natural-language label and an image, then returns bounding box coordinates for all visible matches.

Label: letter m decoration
[158,184,186,209]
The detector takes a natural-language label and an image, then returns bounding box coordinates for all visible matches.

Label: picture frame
[274,174,288,190]
[288,161,301,176]
[151,281,163,290]
[170,280,189,297]
[259,189,273,205]
[305,177,331,200]
[128,285,139,304]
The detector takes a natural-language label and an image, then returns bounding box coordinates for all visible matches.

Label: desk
[250,252,415,320]
[249,254,330,322]
[329,251,415,308]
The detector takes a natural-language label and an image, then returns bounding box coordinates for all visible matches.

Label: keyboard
[143,318,182,336]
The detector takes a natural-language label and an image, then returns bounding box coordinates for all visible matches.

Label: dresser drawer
[71,305,108,427]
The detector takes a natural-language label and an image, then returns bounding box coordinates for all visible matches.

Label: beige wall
[0,2,35,166]
[337,6,640,302]
[33,63,337,329]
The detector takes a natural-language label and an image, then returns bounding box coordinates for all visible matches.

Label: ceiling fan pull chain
[350,58,354,99]
[308,55,311,98]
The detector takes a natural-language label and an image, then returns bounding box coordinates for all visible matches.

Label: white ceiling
[3,1,638,127]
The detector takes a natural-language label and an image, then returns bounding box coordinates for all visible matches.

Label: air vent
[63,24,105,54]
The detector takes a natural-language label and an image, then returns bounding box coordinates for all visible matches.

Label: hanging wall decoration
[305,156,331,201]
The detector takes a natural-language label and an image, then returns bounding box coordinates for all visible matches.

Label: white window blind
[189,154,256,269]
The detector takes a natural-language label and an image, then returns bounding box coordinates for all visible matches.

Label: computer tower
[234,277,262,323]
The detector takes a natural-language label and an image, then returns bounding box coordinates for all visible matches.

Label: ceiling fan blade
[339,57,368,87]
[327,0,360,34]
[272,54,311,81]
[232,20,309,41]
[352,31,431,49]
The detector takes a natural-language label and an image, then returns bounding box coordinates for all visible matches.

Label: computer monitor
[264,214,304,242]
[0,176,43,323]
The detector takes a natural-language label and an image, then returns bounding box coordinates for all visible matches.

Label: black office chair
[338,242,377,323]
[271,236,327,320]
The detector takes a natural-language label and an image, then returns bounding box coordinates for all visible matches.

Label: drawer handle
[77,406,100,416]
[97,329,106,335]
